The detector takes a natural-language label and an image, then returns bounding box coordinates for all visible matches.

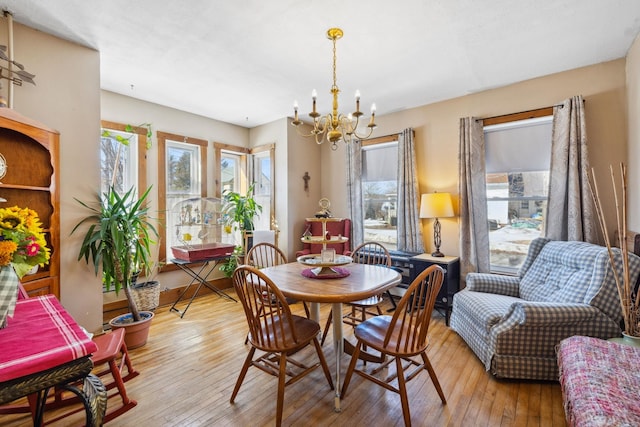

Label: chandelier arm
[353,126,375,140]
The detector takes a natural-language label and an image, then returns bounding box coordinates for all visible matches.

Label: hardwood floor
[2,292,566,426]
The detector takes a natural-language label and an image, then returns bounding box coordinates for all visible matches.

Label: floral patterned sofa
[450,237,640,380]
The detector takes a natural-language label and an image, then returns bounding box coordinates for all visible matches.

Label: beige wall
[0,23,104,332]
[627,34,640,232]
[320,59,629,256]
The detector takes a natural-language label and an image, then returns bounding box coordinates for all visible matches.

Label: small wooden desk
[260,262,401,411]
[0,295,106,425]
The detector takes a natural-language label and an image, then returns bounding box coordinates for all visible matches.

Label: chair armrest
[502,302,602,327]
[466,273,520,296]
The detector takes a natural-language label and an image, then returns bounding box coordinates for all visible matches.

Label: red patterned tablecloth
[0,295,97,382]
[557,335,640,426]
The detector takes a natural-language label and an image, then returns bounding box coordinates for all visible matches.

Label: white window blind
[484,116,552,173]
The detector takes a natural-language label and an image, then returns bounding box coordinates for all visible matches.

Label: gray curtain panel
[346,139,364,247]
[397,128,425,253]
[546,95,599,243]
[458,117,490,277]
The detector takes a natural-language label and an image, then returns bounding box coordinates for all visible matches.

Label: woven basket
[132,281,160,311]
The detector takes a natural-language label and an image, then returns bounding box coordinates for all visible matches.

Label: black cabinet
[409,254,460,325]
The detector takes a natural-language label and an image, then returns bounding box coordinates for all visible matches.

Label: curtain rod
[477,98,585,123]
[361,129,415,146]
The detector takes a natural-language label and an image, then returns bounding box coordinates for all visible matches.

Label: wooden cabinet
[0,109,60,298]
[409,254,460,325]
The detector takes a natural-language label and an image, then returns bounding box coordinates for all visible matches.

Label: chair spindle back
[247,242,287,269]
[384,264,444,354]
[351,241,391,267]
[233,265,299,351]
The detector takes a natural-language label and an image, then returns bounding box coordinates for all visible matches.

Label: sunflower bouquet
[0,206,50,278]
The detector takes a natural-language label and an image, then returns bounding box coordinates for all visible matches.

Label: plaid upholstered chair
[450,237,640,380]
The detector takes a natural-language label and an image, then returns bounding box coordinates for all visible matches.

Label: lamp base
[431,250,445,257]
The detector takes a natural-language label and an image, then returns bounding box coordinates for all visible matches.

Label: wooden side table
[409,254,460,325]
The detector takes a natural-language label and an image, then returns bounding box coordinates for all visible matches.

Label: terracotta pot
[109,311,154,349]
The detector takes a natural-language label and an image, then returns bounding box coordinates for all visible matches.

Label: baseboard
[103,277,233,324]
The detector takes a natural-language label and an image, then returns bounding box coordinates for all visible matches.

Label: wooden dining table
[259,261,401,411]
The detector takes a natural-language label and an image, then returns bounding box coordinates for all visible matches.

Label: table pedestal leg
[332,302,343,412]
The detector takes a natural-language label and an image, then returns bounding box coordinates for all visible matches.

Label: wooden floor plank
[1,292,566,426]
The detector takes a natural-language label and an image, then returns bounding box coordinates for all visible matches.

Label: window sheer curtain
[545,95,598,243]
[397,128,424,253]
[458,117,490,277]
[347,139,364,246]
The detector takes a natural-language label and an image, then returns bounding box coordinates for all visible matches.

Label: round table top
[259,262,401,304]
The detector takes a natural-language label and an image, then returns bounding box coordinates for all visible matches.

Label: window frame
[360,134,399,251]
[250,143,275,231]
[483,107,553,274]
[100,120,148,195]
[158,131,208,268]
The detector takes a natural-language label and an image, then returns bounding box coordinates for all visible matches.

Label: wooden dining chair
[230,265,334,427]
[341,264,447,427]
[321,241,393,345]
[246,242,310,318]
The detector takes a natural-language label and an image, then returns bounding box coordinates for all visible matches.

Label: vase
[609,332,640,348]
[0,265,19,329]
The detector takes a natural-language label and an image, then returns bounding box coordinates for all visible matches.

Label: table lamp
[420,192,454,257]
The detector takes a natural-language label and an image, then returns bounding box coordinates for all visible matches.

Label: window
[100,121,148,196]
[214,143,250,245]
[251,145,275,231]
[484,115,552,273]
[158,132,207,264]
[362,139,398,250]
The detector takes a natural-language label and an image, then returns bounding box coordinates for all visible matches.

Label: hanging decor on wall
[0,11,36,108]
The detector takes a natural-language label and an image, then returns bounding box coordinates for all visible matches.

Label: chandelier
[292,28,376,150]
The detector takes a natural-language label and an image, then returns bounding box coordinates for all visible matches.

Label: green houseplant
[219,184,263,277]
[221,183,262,233]
[72,186,159,348]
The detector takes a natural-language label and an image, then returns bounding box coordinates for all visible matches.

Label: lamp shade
[420,193,454,219]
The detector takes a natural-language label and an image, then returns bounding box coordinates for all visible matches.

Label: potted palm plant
[72,185,159,348]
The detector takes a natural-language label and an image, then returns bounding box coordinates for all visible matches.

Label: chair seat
[350,295,384,307]
[354,315,430,357]
[249,314,321,353]
[92,328,126,365]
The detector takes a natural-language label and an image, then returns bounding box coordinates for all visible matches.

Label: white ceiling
[1,0,640,128]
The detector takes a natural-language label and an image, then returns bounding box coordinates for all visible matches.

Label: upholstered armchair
[450,237,640,381]
[295,218,351,257]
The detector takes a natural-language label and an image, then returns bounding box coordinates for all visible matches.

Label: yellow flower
[0,240,17,266]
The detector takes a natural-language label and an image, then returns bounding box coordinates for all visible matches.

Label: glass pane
[165,141,202,253]
[167,145,198,194]
[221,154,239,193]
[362,143,398,250]
[487,171,548,271]
[100,129,138,196]
[253,153,271,231]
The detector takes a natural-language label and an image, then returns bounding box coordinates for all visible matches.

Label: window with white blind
[362,141,398,250]
[485,115,552,273]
